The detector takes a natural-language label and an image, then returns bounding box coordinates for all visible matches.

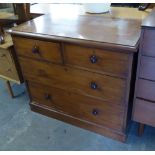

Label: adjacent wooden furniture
[0,34,23,97]
[132,9,155,135]
[9,13,141,142]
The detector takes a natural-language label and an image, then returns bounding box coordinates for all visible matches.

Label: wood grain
[28,81,124,131]
[9,14,141,51]
[19,56,126,105]
[64,43,130,78]
[13,36,62,64]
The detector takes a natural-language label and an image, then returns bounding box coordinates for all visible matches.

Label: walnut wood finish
[28,81,124,131]
[9,14,141,52]
[64,44,130,78]
[18,56,126,105]
[10,13,141,141]
[13,36,62,64]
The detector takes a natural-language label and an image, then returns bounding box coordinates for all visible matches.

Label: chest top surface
[9,14,142,51]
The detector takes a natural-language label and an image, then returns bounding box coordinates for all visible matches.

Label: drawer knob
[90,55,98,64]
[92,109,99,116]
[44,93,51,100]
[90,82,98,89]
[32,45,39,54]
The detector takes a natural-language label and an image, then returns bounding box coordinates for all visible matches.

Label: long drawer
[137,79,155,102]
[133,98,155,127]
[28,81,124,131]
[19,57,126,105]
[13,36,62,64]
[64,44,130,78]
[139,56,155,81]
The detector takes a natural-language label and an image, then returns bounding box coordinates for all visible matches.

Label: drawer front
[133,99,155,127]
[19,57,126,105]
[0,48,19,81]
[13,36,62,64]
[28,82,124,131]
[139,56,155,81]
[64,44,130,77]
[142,29,155,57]
[137,79,155,102]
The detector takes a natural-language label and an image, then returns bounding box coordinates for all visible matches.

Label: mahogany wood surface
[18,57,126,105]
[10,14,141,51]
[13,36,62,64]
[28,81,124,131]
[64,43,130,78]
[10,12,141,141]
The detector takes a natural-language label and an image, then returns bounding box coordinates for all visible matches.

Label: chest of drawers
[132,10,155,135]
[9,14,141,142]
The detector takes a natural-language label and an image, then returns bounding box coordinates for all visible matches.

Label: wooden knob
[90,82,98,89]
[32,45,39,54]
[90,55,98,64]
[92,109,99,116]
[44,93,51,100]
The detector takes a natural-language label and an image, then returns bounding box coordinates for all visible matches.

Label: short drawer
[19,57,126,105]
[139,56,155,81]
[28,82,124,131]
[64,44,129,77]
[133,98,155,127]
[142,29,155,57]
[13,36,62,64]
[137,79,155,102]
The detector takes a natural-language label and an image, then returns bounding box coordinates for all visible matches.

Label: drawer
[13,36,62,64]
[142,29,155,57]
[28,82,124,131]
[133,98,155,127]
[0,48,19,82]
[139,56,155,81]
[64,44,129,77]
[19,57,126,105]
[137,79,155,102]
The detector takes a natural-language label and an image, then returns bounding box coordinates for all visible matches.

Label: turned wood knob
[92,109,99,116]
[90,55,98,64]
[32,45,39,54]
[44,93,51,100]
[90,82,98,89]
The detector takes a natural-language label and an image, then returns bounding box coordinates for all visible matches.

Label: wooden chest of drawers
[132,10,155,135]
[9,14,141,141]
